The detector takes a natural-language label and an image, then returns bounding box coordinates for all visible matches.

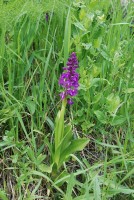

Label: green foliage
[0,0,134,199]
[0,190,8,200]
[53,99,89,173]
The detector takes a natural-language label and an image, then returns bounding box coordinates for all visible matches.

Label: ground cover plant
[0,0,134,199]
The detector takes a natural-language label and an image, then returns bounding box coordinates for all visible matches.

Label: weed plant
[0,0,134,199]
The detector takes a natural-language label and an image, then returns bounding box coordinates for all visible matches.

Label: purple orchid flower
[59,52,79,104]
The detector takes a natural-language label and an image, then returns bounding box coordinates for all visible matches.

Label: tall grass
[0,0,134,199]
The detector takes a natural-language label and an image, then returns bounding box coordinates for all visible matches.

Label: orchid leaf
[59,138,89,167]
[53,124,72,166]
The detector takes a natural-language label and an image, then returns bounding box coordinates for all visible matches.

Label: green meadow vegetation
[0,0,134,199]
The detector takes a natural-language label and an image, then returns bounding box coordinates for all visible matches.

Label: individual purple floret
[59,52,79,104]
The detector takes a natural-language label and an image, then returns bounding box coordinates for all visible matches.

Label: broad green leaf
[124,88,134,93]
[110,115,126,126]
[94,110,107,124]
[26,99,35,114]
[38,164,52,173]
[59,138,89,166]
[106,93,120,114]
[66,138,89,153]
[58,124,73,151]
[53,124,72,166]
[74,22,87,31]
